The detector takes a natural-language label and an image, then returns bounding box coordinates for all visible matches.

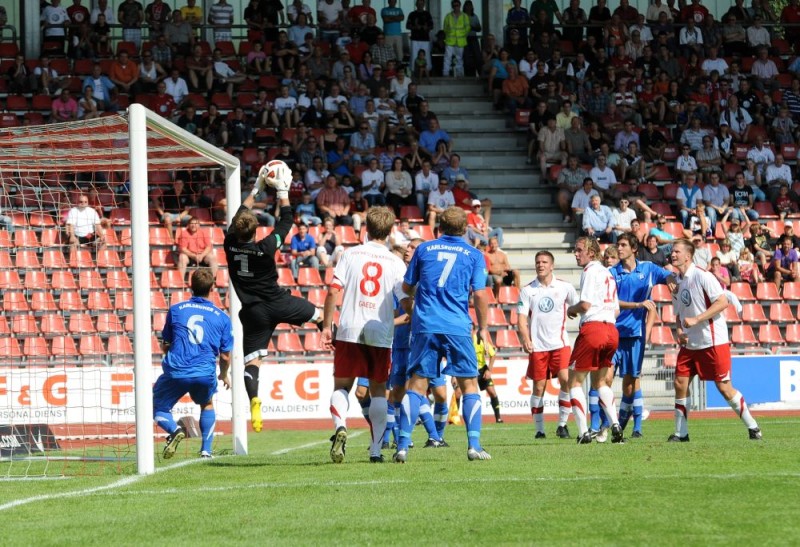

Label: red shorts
[570,322,619,372]
[526,346,571,382]
[676,344,732,382]
[333,340,391,382]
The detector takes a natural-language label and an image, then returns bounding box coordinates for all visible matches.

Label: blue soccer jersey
[404,235,486,337]
[392,294,411,350]
[161,296,234,379]
[609,260,671,338]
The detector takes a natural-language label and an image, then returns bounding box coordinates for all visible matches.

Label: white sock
[570,387,588,435]
[727,390,758,429]
[558,390,571,427]
[598,385,620,426]
[530,395,545,433]
[674,397,689,437]
[368,396,388,457]
[330,388,349,430]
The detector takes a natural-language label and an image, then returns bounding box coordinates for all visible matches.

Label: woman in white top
[78,85,100,120]
[384,157,413,216]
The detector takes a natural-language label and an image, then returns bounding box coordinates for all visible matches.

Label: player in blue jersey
[609,233,673,438]
[153,268,233,459]
[395,207,492,462]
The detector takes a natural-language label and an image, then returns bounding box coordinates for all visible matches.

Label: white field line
[66,471,800,499]
[271,430,365,455]
[0,432,364,512]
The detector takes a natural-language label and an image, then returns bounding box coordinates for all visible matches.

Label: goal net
[0,106,245,477]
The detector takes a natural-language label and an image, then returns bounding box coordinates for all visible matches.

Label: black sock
[491,396,501,419]
[244,364,260,400]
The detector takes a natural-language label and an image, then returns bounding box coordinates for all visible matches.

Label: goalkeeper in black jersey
[224,161,322,432]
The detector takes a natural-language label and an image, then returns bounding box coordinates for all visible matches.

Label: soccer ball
[260,159,292,190]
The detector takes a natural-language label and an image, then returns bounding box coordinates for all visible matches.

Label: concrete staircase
[418,77,580,285]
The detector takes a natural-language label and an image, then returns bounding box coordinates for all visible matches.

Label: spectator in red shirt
[151,80,178,118]
[681,0,709,24]
[782,0,800,45]
[466,200,504,247]
[176,217,218,281]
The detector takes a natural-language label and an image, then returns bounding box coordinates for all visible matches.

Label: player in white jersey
[322,207,410,463]
[517,250,578,440]
[669,239,762,442]
[567,236,624,444]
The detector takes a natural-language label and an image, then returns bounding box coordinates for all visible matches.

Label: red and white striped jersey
[330,241,407,348]
[517,277,578,351]
[672,263,729,349]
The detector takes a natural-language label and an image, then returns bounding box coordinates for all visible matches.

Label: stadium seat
[68,313,96,334]
[3,290,29,313]
[304,288,328,307]
[23,337,50,360]
[50,270,77,291]
[0,231,11,249]
[303,331,324,353]
[39,229,60,247]
[151,290,169,310]
[106,269,132,290]
[114,291,134,312]
[335,226,360,245]
[0,337,23,359]
[399,205,424,222]
[0,269,22,290]
[214,268,229,288]
[160,269,186,289]
[13,229,38,248]
[151,249,176,268]
[650,326,676,346]
[107,335,134,356]
[151,311,167,332]
[297,267,324,287]
[723,304,741,324]
[754,202,777,218]
[87,290,113,312]
[213,247,227,267]
[277,332,304,354]
[651,284,672,303]
[79,270,106,291]
[662,183,679,201]
[758,324,784,345]
[58,290,85,312]
[169,289,192,307]
[731,324,758,346]
[79,335,106,357]
[487,307,508,327]
[51,336,80,359]
[756,282,781,301]
[96,249,124,269]
[782,281,800,302]
[69,249,95,269]
[0,316,9,336]
[16,249,42,270]
[95,312,125,334]
[650,202,673,218]
[768,303,793,323]
[31,94,52,112]
[12,314,39,335]
[730,282,756,301]
[149,226,174,247]
[497,285,520,306]
[40,314,68,336]
[116,40,138,57]
[785,324,800,345]
[417,225,435,241]
[494,329,522,350]
[659,303,676,324]
[741,303,767,323]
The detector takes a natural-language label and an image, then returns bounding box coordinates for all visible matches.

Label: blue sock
[619,395,634,430]
[398,391,423,451]
[589,389,600,431]
[462,393,482,451]
[393,403,400,443]
[154,410,177,434]
[384,401,395,444]
[433,402,448,439]
[200,408,215,453]
[418,401,441,441]
[632,390,644,432]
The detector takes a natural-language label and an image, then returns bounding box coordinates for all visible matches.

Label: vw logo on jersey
[538,297,555,313]
[680,289,691,306]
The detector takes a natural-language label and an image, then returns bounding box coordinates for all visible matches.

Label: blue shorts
[614,336,645,378]
[408,333,477,379]
[356,377,370,388]
[389,347,409,389]
[429,374,446,388]
[153,374,217,414]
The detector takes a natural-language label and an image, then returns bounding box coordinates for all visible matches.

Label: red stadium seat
[756,282,781,301]
[782,281,800,301]
[297,267,324,287]
[497,285,520,306]
[151,290,169,310]
[335,226,360,245]
[785,324,800,345]
[13,229,39,248]
[741,303,767,323]
[730,282,756,301]
[51,336,80,359]
[758,324,784,345]
[3,291,30,313]
[0,270,22,290]
[79,270,106,291]
[107,335,134,356]
[723,304,741,324]
[731,324,758,346]
[69,249,95,268]
[169,289,192,307]
[96,249,124,269]
[277,332,304,354]
[494,329,522,350]
[40,314,68,336]
[303,331,325,353]
[87,291,113,312]
[0,338,23,359]
[68,313,96,334]
[160,270,186,289]
[12,314,39,336]
[754,202,777,218]
[399,206,424,222]
[114,291,134,312]
[487,307,508,327]
[651,284,672,303]
[768,303,794,324]
[58,290,85,312]
[23,337,50,360]
[96,313,125,334]
[0,231,11,249]
[106,270,132,290]
[659,303,676,324]
[79,335,106,357]
[650,326,676,346]
[16,250,42,270]
[50,270,77,291]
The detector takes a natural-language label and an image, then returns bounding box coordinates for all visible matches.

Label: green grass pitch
[2,416,799,545]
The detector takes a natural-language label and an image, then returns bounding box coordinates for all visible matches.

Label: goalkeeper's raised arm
[235,159,295,240]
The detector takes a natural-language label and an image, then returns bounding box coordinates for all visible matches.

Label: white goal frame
[128,104,247,474]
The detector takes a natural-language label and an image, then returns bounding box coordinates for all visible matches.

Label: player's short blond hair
[575,236,601,260]
[191,268,214,297]
[673,238,696,257]
[439,206,467,236]
[366,206,395,240]
[232,209,258,243]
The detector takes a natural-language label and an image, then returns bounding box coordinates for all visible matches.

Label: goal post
[0,106,246,477]
[128,104,247,474]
